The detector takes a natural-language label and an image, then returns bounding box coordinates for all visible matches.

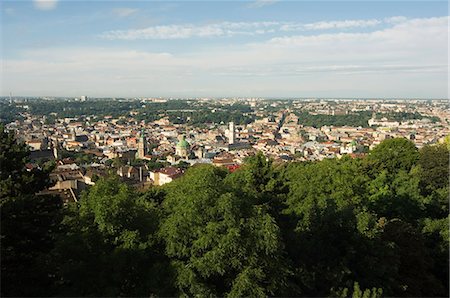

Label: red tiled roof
[157,167,184,178]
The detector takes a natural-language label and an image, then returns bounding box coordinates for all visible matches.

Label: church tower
[51,139,60,159]
[228,121,235,145]
[137,129,147,159]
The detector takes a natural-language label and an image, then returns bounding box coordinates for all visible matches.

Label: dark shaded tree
[52,176,175,297]
[0,125,62,297]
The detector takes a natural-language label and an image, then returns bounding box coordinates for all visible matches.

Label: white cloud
[33,0,58,11]
[268,16,448,50]
[100,22,280,40]
[100,17,413,40]
[304,19,381,30]
[279,19,381,31]
[112,8,138,18]
[3,16,448,97]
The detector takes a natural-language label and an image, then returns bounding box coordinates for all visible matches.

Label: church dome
[177,136,190,149]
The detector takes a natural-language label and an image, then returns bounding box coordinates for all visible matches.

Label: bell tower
[137,129,147,159]
[228,122,235,145]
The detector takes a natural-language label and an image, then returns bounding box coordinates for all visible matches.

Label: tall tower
[52,140,60,159]
[228,122,235,145]
[137,129,147,159]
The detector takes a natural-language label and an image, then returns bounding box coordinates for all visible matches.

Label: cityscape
[1,0,449,297]
[1,96,449,202]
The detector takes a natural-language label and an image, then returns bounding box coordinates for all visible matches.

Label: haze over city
[1,0,448,98]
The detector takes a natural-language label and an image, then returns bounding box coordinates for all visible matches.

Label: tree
[52,176,175,297]
[0,125,62,297]
[421,216,450,296]
[225,151,287,207]
[416,144,449,217]
[363,138,426,222]
[418,144,449,194]
[176,160,190,170]
[380,219,443,296]
[0,126,54,199]
[366,168,424,222]
[366,138,419,176]
[160,164,289,296]
[332,282,383,298]
[281,157,382,296]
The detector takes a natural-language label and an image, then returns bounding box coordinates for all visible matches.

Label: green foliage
[279,140,447,296]
[52,176,175,296]
[281,157,384,296]
[332,282,383,298]
[421,216,450,294]
[0,103,25,124]
[417,144,449,217]
[176,160,190,170]
[168,110,254,125]
[226,151,286,207]
[375,111,440,123]
[60,150,98,164]
[160,164,289,296]
[380,219,444,296]
[376,111,423,122]
[366,169,424,221]
[0,126,54,198]
[28,99,143,118]
[2,136,449,297]
[145,158,170,170]
[295,111,372,128]
[1,125,63,297]
[366,138,419,175]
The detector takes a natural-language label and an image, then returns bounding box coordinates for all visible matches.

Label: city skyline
[1,0,448,98]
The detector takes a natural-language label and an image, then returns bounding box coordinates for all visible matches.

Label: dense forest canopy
[376,112,440,123]
[0,99,256,127]
[295,111,373,128]
[1,125,449,297]
[1,99,441,128]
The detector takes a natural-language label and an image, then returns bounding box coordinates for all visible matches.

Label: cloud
[279,19,381,31]
[112,8,138,18]
[3,16,448,97]
[33,0,58,11]
[268,16,448,48]
[303,19,381,30]
[100,17,413,40]
[247,0,279,8]
[100,22,280,40]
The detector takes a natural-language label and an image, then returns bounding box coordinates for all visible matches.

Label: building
[340,140,357,154]
[26,140,42,151]
[150,167,184,186]
[136,129,147,159]
[228,121,236,145]
[117,165,146,181]
[175,135,190,158]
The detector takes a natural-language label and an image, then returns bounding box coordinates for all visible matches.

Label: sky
[0,0,448,98]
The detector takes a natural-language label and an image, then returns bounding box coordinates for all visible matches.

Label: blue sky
[1,0,448,98]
